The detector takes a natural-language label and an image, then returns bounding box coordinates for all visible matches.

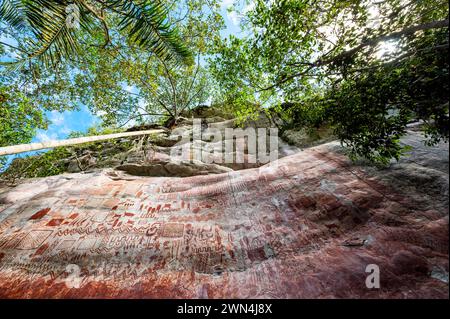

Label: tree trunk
[0,129,165,156]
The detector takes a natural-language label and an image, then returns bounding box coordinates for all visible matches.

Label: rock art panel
[0,136,448,298]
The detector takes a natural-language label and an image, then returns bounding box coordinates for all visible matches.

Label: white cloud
[60,126,72,135]
[226,1,255,26]
[221,0,234,9]
[96,110,108,117]
[228,11,241,26]
[243,1,255,14]
[36,131,58,143]
[50,111,65,126]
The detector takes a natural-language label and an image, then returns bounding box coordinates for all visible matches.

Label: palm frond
[0,0,90,68]
[23,0,81,67]
[0,0,28,30]
[0,0,192,69]
[107,0,193,65]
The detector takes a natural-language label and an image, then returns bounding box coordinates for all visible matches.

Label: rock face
[3,115,297,179]
[0,130,447,298]
[282,126,335,149]
[117,159,233,177]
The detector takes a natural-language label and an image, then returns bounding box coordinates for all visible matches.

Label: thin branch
[80,0,110,48]
[159,57,178,117]
[261,19,449,91]
[0,41,27,53]
[318,19,449,67]
[118,112,166,128]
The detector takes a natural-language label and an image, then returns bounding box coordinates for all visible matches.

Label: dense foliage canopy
[1,0,449,169]
[210,0,449,164]
[0,0,224,126]
[0,84,48,169]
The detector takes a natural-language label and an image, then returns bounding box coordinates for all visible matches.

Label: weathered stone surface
[117,159,232,177]
[67,153,97,173]
[2,114,302,181]
[282,126,335,149]
[0,131,447,298]
[107,117,301,175]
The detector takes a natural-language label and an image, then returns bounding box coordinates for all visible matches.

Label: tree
[119,56,213,127]
[326,27,449,164]
[0,0,193,67]
[69,0,224,126]
[0,0,196,163]
[0,85,48,171]
[0,0,224,129]
[210,0,449,164]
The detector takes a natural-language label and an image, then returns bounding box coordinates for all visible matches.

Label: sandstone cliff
[0,126,448,298]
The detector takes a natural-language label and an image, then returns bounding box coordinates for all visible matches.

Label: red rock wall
[0,143,448,298]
